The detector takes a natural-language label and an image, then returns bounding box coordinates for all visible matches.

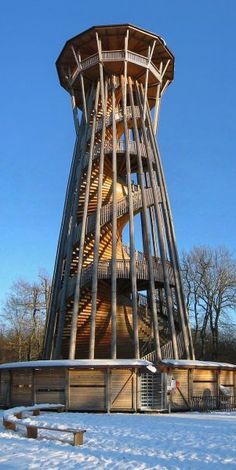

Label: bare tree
[1,272,51,362]
[182,246,236,360]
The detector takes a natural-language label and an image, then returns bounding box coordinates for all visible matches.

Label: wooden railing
[75,187,154,240]
[87,106,140,140]
[80,257,172,287]
[71,50,162,84]
[142,331,185,362]
[83,139,154,167]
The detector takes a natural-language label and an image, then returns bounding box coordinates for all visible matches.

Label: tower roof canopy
[56,24,174,108]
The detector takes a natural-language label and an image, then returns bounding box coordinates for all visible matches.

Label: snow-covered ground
[0,410,236,469]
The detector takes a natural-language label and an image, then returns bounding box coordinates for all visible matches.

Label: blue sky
[0,0,236,305]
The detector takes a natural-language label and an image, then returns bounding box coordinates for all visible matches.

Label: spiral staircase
[43,24,194,362]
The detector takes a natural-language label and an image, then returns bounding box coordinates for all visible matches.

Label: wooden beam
[69,81,100,360]
[121,75,140,359]
[45,87,92,359]
[135,81,178,359]
[70,88,80,134]
[53,86,95,359]
[128,76,161,360]
[89,80,108,359]
[153,61,163,135]
[96,33,105,110]
[143,40,156,120]
[71,45,88,124]
[147,88,194,358]
[111,76,117,359]
[141,84,194,359]
[123,29,129,114]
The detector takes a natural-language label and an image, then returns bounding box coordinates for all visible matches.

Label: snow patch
[161,359,236,370]
[0,359,155,370]
[1,410,236,468]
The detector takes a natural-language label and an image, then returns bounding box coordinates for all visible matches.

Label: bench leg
[57,407,64,413]
[27,426,38,439]
[3,419,16,431]
[73,431,84,446]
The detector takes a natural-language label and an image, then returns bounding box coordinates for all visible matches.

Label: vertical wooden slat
[128,77,161,360]
[121,75,139,359]
[111,76,117,359]
[44,135,81,358]
[143,40,156,121]
[153,62,163,135]
[44,89,89,359]
[54,87,94,359]
[69,81,100,360]
[106,368,111,413]
[143,86,194,359]
[135,81,178,359]
[89,81,108,359]
[96,32,105,110]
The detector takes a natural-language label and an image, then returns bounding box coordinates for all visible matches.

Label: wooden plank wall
[10,369,33,406]
[35,368,65,405]
[0,367,138,411]
[2,366,235,411]
[192,369,217,396]
[219,370,234,396]
[0,370,10,407]
[169,368,236,410]
[69,369,106,410]
[170,369,189,410]
[110,369,135,411]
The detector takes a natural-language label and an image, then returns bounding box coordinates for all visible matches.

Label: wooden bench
[26,424,86,446]
[14,404,65,419]
[3,404,86,446]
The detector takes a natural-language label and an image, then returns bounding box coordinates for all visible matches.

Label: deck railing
[87,106,140,138]
[142,331,185,362]
[80,257,168,287]
[71,50,162,84]
[83,139,154,168]
[78,187,154,236]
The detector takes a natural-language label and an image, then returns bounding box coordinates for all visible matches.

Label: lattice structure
[43,24,195,361]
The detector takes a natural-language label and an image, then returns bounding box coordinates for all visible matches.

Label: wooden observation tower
[44,24,195,362]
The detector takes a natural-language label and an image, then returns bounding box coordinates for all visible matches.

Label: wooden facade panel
[69,369,105,385]
[110,369,134,410]
[193,381,217,396]
[70,386,105,410]
[220,371,234,386]
[11,369,33,385]
[192,369,216,381]
[171,370,189,409]
[35,391,65,404]
[11,386,33,406]
[11,392,33,403]
[0,370,10,405]
[10,369,33,406]
[192,369,217,396]
[35,369,65,388]
[69,369,105,410]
